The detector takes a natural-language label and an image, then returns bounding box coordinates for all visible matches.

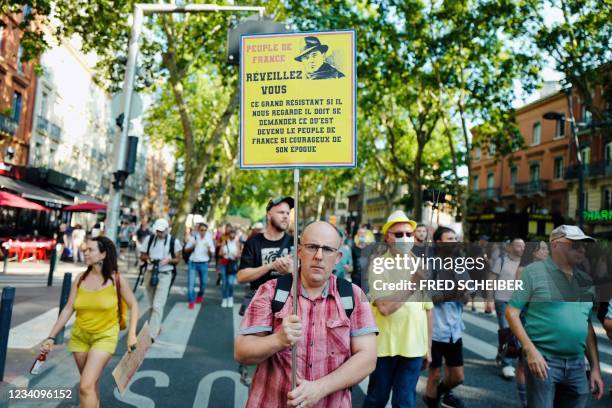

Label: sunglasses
[301,243,338,257]
[392,232,413,239]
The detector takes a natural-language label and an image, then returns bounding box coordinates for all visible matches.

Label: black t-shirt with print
[238,232,294,291]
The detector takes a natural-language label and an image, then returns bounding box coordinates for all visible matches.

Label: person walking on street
[237,196,295,310]
[411,223,429,258]
[235,221,378,407]
[364,211,432,408]
[40,236,139,408]
[488,238,525,379]
[220,226,242,308]
[183,222,214,309]
[506,225,604,407]
[424,226,470,408]
[139,218,182,340]
[512,240,550,407]
[72,224,86,263]
[235,196,295,385]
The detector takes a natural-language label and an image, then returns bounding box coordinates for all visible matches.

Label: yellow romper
[68,284,120,354]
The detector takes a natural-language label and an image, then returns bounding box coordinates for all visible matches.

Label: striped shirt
[239,274,378,407]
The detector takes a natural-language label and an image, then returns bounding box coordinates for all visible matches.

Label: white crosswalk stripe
[146,302,200,359]
[463,311,612,375]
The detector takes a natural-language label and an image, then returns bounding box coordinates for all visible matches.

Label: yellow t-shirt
[74,284,119,333]
[369,250,433,358]
[371,301,433,358]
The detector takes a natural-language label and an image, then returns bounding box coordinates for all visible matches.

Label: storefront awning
[53,187,103,205]
[0,175,72,207]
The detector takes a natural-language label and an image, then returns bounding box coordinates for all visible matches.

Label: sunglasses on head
[392,232,413,238]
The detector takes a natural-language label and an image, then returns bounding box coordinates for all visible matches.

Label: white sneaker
[228,298,234,307]
[502,366,516,379]
[221,298,228,308]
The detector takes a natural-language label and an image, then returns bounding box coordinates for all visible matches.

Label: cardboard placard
[240,30,356,169]
[112,323,152,395]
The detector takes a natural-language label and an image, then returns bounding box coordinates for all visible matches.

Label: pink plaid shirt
[239,275,378,408]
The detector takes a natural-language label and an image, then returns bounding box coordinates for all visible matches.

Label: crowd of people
[34,195,612,408]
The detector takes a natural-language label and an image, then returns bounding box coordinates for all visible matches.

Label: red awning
[63,202,107,212]
[0,191,51,211]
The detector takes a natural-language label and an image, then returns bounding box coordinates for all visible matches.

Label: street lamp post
[543,87,584,228]
[105,3,265,245]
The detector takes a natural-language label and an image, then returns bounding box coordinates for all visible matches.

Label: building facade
[469,81,611,240]
[0,8,37,167]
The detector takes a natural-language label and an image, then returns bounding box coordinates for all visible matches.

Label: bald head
[302,221,342,247]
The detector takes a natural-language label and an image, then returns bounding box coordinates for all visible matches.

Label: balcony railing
[515,179,549,196]
[477,188,501,201]
[565,160,612,179]
[0,113,18,136]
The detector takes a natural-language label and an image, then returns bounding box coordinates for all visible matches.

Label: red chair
[20,245,37,262]
[6,243,21,261]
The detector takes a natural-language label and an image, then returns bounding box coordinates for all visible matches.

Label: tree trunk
[316,195,325,220]
[171,88,240,238]
[458,101,471,240]
[413,143,424,222]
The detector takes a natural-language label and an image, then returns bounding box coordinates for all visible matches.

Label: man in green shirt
[506,225,604,407]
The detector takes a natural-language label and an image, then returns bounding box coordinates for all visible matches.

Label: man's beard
[270,217,288,233]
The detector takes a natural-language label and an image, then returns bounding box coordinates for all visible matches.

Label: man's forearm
[585,323,600,371]
[316,347,376,398]
[234,333,284,365]
[237,264,272,284]
[506,306,535,353]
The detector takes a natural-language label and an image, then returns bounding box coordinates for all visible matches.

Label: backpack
[182,234,195,264]
[498,327,520,359]
[271,274,355,318]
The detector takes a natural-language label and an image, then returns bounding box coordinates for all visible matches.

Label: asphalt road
[2,267,611,407]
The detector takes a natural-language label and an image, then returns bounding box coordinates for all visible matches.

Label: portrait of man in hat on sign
[295,36,345,80]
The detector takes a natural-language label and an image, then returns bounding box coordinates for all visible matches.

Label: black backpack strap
[336,278,355,319]
[272,274,293,314]
[146,235,155,256]
[271,274,356,318]
[169,236,176,259]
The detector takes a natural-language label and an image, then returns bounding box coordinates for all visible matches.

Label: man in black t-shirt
[237,196,295,293]
[236,196,295,387]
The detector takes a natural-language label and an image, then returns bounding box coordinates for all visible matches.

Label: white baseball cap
[549,225,594,242]
[152,218,169,232]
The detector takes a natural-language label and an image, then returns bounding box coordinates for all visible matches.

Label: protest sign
[112,323,152,395]
[240,30,356,168]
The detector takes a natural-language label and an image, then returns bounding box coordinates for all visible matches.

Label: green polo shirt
[509,257,594,359]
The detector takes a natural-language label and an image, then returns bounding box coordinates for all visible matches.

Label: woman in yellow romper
[41,236,139,408]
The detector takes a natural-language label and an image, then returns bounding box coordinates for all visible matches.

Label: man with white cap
[364,210,432,408]
[139,218,182,340]
[506,225,604,407]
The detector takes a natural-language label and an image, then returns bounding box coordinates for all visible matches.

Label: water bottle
[30,352,47,375]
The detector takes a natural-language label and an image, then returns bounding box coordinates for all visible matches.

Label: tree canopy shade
[7,0,609,229]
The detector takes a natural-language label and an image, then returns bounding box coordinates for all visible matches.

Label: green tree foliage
[517,0,611,120]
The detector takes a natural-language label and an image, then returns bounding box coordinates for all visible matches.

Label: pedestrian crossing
[5,284,612,407]
[0,275,66,287]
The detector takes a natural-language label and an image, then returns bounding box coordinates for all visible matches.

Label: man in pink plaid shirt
[235,221,378,407]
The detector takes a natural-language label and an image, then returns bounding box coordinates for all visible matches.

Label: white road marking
[146,302,199,359]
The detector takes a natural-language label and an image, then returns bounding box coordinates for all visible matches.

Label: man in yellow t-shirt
[364,211,433,408]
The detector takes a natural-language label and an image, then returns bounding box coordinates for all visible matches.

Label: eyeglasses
[553,239,586,251]
[391,232,413,239]
[301,243,338,257]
